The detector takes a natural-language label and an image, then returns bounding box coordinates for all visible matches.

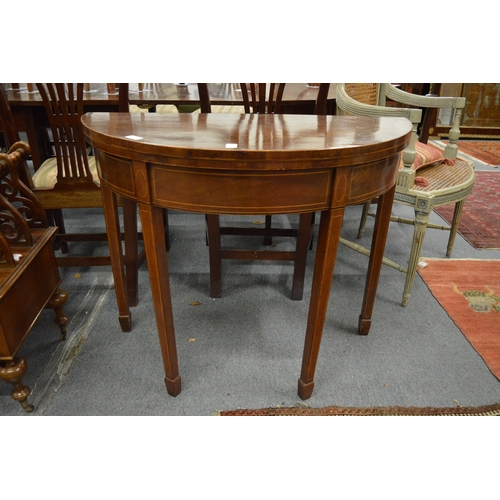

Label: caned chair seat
[32,156,100,189]
[409,158,475,194]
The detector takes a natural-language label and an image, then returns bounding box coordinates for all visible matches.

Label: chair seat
[194,105,246,114]
[32,156,100,189]
[410,158,475,194]
[130,104,179,114]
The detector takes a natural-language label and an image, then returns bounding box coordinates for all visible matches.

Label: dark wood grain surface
[82,112,411,400]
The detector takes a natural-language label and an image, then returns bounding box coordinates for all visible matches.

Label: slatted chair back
[35,83,96,188]
[240,83,286,114]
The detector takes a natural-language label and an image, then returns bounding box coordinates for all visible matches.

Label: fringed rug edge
[216,403,500,416]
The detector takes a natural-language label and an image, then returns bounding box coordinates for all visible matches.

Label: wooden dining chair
[197,83,329,301]
[0,83,144,306]
[335,83,476,306]
[0,141,68,411]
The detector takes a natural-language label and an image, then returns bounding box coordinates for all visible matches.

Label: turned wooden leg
[46,288,69,341]
[0,357,33,412]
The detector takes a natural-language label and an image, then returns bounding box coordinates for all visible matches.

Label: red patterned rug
[217,403,500,416]
[417,258,500,380]
[434,171,500,249]
[432,140,500,166]
[457,141,500,166]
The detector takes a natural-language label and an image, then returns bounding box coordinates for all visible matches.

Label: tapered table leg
[101,185,132,332]
[358,183,396,334]
[138,203,181,396]
[298,208,344,400]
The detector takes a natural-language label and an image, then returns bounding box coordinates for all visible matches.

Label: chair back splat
[36,84,95,188]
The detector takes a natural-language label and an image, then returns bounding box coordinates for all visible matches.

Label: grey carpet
[2,163,500,416]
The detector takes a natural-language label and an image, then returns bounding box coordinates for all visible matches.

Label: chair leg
[357,200,372,239]
[0,356,33,412]
[123,199,139,307]
[163,209,170,252]
[402,209,430,306]
[263,215,273,246]
[291,213,314,300]
[45,209,67,253]
[446,200,465,257]
[51,209,69,254]
[206,214,222,298]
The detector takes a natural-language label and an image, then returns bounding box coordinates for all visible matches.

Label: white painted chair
[336,83,476,306]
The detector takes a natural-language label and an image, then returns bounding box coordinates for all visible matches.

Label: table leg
[122,198,139,307]
[101,185,132,332]
[298,208,344,400]
[358,183,396,335]
[138,203,181,397]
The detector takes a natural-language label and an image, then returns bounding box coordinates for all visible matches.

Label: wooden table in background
[3,83,337,169]
[82,112,411,400]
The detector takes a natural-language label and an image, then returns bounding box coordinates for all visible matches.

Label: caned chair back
[344,83,380,106]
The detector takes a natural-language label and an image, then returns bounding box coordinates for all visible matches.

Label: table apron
[96,150,400,215]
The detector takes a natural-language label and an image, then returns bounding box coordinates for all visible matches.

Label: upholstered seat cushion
[130,104,179,113]
[404,141,445,171]
[32,156,100,189]
[193,105,246,114]
[401,141,450,188]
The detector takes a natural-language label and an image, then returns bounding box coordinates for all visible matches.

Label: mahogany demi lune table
[82,112,411,400]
